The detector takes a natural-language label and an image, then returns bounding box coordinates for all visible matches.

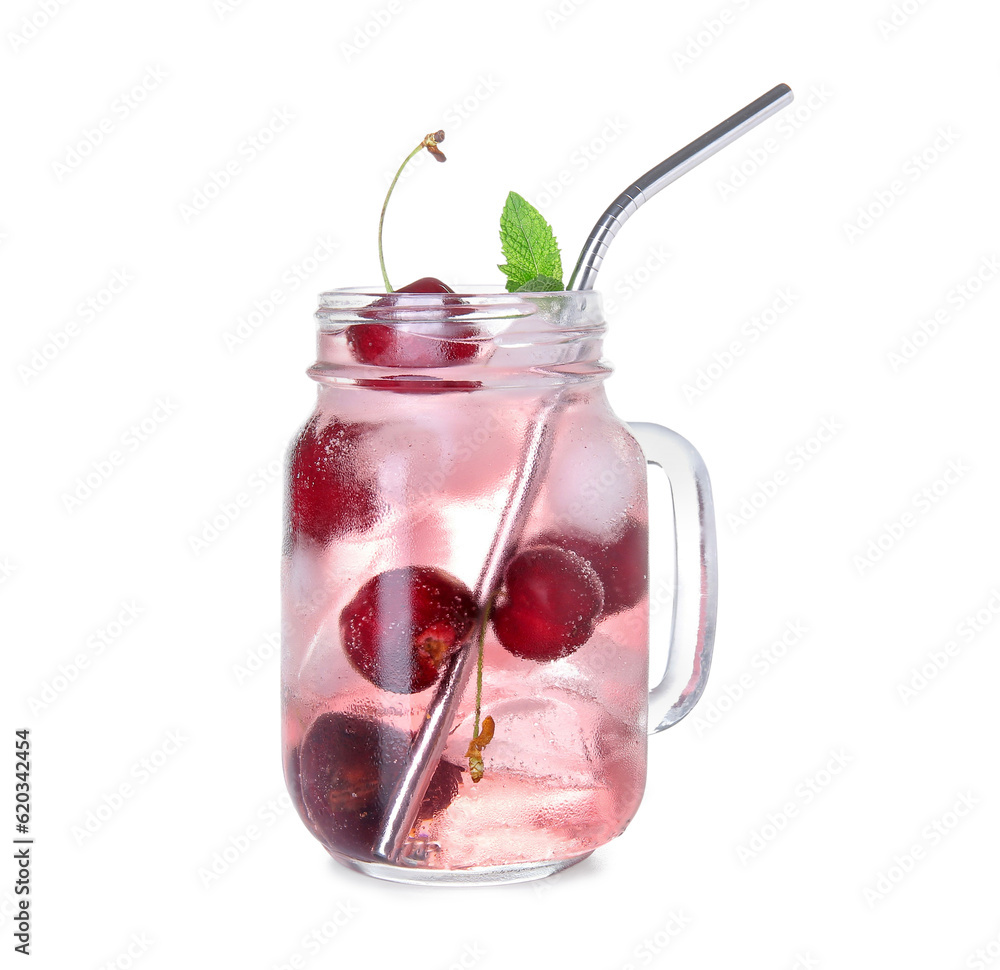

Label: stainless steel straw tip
[567,83,795,291]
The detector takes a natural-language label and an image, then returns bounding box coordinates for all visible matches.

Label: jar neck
[309,289,610,391]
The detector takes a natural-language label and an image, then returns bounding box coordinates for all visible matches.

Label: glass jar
[281,287,717,885]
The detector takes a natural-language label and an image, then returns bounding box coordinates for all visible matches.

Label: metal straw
[374,83,795,863]
[373,398,562,860]
[569,83,793,290]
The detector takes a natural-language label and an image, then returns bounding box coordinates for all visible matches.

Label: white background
[4,0,1000,967]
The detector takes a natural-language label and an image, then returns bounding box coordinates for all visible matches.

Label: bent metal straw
[374,83,795,865]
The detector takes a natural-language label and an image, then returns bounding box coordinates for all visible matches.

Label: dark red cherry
[287,417,380,546]
[298,711,462,858]
[491,546,604,662]
[347,278,479,369]
[536,519,648,616]
[397,276,453,293]
[340,566,478,693]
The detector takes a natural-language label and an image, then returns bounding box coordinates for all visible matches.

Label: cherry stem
[378,131,446,293]
[472,595,494,740]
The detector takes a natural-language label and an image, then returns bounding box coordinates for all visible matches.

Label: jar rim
[315,287,605,332]
[318,285,596,299]
[311,287,608,388]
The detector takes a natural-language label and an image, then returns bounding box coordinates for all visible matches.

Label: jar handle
[628,422,718,735]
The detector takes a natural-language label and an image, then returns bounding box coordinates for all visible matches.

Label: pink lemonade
[282,289,650,879]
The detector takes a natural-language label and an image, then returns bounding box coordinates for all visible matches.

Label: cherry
[287,417,380,546]
[395,276,452,293]
[298,711,461,857]
[340,566,478,693]
[491,546,604,662]
[347,278,479,369]
[349,131,483,374]
[536,519,648,616]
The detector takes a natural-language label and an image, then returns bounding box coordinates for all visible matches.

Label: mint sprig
[498,192,564,292]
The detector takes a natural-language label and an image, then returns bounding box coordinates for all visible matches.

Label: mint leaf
[498,191,564,292]
[515,275,564,292]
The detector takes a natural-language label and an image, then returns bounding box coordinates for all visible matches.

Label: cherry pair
[339,520,647,694]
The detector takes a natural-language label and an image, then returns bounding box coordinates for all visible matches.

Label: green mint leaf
[515,275,564,292]
[498,191,564,292]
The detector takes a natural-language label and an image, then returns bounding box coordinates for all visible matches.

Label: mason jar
[282,287,717,885]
